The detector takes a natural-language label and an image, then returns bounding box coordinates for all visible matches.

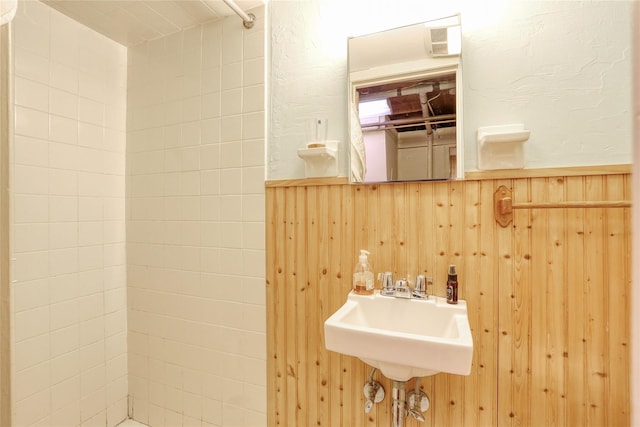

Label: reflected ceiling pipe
[221,0,256,29]
[419,92,432,135]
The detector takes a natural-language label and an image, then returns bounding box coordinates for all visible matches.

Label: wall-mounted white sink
[324,291,473,381]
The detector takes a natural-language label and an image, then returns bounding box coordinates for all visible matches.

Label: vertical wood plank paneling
[462,179,493,427]
[267,186,286,426]
[450,180,465,271]
[327,185,344,427]
[444,180,465,425]
[531,177,550,427]
[341,185,358,427]
[352,186,368,265]
[420,183,436,280]
[393,184,408,275]
[509,176,532,426]
[316,185,331,427]
[604,175,631,422]
[461,180,478,425]
[433,182,450,297]
[432,182,451,427]
[546,177,568,425]
[406,183,421,277]
[624,173,632,421]
[496,178,516,426]
[584,176,607,426]
[266,186,274,426]
[366,186,380,265]
[266,173,631,427]
[295,187,308,426]
[565,176,587,425]
[285,188,298,426]
[478,180,499,426]
[376,185,394,274]
[306,186,319,427]
[418,183,437,427]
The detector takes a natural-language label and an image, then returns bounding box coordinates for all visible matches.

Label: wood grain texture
[266,174,631,427]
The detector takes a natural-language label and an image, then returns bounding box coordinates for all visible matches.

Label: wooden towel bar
[494,185,631,227]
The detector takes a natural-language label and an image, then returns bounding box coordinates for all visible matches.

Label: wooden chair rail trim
[467,163,631,180]
[266,165,632,189]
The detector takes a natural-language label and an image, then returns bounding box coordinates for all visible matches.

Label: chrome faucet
[377,272,433,300]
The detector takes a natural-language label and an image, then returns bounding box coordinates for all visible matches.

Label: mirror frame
[347,18,463,183]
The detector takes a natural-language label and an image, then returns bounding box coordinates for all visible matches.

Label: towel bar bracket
[494,185,513,227]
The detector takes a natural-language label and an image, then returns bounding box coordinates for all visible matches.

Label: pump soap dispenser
[353,249,374,295]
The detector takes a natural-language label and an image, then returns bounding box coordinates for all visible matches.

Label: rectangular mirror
[348,16,463,183]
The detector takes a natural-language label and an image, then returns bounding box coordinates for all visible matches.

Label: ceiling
[43,0,264,47]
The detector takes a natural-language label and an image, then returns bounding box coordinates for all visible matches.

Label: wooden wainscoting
[266,174,631,427]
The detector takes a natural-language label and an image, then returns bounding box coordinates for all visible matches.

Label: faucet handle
[412,275,432,299]
[379,272,394,295]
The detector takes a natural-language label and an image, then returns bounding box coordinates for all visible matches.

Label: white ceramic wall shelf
[297,140,338,178]
[477,124,530,170]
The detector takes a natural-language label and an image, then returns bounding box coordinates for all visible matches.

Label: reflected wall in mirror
[348,16,462,183]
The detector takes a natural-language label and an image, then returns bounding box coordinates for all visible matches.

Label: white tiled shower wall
[126,7,266,427]
[8,1,266,425]
[10,1,128,426]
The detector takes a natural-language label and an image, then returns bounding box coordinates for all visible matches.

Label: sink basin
[324,291,473,381]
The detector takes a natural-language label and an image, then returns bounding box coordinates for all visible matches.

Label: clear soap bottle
[353,249,374,295]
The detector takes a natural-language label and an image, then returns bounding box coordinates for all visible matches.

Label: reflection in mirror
[356,72,456,182]
[348,16,462,183]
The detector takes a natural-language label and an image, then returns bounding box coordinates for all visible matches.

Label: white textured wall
[464,1,631,170]
[268,0,632,179]
[126,7,266,427]
[10,1,129,425]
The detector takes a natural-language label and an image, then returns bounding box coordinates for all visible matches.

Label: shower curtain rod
[221,0,256,28]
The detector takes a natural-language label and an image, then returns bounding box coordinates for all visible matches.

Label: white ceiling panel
[113,1,181,37]
[43,0,264,47]
[143,1,201,31]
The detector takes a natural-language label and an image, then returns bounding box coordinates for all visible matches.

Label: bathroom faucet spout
[394,279,411,298]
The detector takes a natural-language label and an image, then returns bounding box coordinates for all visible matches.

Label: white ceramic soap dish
[297,140,339,178]
[477,124,530,170]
